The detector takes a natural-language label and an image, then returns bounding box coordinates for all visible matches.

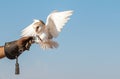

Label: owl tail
[39,40,59,49]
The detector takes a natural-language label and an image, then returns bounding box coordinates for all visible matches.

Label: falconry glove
[4,36,33,59]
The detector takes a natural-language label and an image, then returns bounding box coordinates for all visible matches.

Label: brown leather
[4,41,21,59]
[4,36,34,59]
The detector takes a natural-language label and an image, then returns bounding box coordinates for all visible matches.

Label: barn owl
[21,10,73,49]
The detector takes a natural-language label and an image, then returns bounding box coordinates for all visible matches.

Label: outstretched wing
[46,10,73,38]
[21,19,39,37]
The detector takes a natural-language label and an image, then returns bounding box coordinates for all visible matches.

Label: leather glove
[17,36,34,52]
[4,36,34,59]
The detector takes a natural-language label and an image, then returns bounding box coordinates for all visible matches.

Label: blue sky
[0,0,120,79]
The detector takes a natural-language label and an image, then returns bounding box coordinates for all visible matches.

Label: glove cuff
[4,41,22,59]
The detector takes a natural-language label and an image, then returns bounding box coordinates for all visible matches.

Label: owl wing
[45,10,73,38]
[21,19,39,37]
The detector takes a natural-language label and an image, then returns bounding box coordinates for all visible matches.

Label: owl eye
[36,26,39,29]
[35,26,40,32]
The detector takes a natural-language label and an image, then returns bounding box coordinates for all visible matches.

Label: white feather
[46,10,73,37]
[21,20,38,37]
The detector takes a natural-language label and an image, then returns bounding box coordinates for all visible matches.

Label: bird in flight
[21,10,73,49]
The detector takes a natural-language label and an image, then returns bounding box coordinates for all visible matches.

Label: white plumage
[21,10,73,49]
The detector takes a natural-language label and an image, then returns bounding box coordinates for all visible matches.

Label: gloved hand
[16,36,34,52]
[4,36,34,59]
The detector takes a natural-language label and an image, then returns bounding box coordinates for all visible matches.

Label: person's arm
[0,46,5,59]
[0,36,34,59]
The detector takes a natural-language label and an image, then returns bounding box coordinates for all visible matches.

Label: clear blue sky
[0,0,120,79]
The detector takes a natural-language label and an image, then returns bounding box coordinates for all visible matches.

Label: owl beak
[36,35,42,41]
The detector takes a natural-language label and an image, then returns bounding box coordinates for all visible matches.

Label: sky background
[0,0,120,79]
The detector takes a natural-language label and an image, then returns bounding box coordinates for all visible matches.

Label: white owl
[21,10,73,49]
